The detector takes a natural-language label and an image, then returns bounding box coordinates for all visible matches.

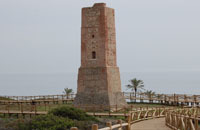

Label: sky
[0,0,200,74]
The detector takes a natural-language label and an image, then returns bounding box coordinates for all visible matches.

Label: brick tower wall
[74,3,127,107]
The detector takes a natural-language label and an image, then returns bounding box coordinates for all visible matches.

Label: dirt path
[131,118,171,130]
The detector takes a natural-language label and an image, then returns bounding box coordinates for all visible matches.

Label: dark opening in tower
[92,51,96,59]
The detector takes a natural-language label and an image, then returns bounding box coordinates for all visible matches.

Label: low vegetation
[18,115,74,130]
[2,106,98,130]
[0,96,12,100]
[49,106,97,121]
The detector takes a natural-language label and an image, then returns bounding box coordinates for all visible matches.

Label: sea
[0,71,200,96]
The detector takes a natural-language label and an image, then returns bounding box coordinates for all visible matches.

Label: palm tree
[145,90,155,103]
[126,78,144,102]
[63,88,73,99]
[156,94,164,103]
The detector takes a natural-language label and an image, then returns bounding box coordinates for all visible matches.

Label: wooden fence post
[195,116,198,130]
[118,120,122,130]
[53,95,55,104]
[21,103,23,113]
[34,104,37,114]
[70,127,78,130]
[126,115,131,130]
[184,116,187,130]
[44,102,47,111]
[7,102,10,113]
[106,122,112,130]
[92,124,98,130]
[109,106,111,116]
[173,93,176,105]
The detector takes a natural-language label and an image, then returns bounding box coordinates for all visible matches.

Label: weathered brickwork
[74,3,127,108]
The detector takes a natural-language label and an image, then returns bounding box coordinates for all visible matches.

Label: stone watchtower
[74,3,126,108]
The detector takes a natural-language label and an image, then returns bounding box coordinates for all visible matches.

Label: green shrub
[28,114,74,130]
[4,106,98,130]
[49,106,97,121]
[0,96,12,100]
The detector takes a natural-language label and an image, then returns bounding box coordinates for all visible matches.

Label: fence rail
[1,103,199,130]
[1,92,200,106]
[92,107,172,130]
[83,107,200,130]
[165,107,200,130]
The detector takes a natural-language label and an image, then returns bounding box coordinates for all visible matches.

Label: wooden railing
[0,105,172,129]
[0,94,75,104]
[89,107,171,130]
[165,107,200,130]
[123,92,200,105]
[67,107,173,130]
[130,107,168,123]
[0,103,148,118]
[1,92,200,106]
[94,121,129,130]
[2,92,200,129]
[3,104,198,130]
[69,107,200,130]
[0,98,174,118]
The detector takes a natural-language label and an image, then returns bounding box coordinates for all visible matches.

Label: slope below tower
[74,3,127,108]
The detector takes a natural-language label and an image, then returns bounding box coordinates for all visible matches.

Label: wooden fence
[1,92,200,106]
[0,94,75,105]
[92,107,200,130]
[2,104,199,130]
[68,107,172,130]
[0,102,160,118]
[165,107,200,130]
[123,92,200,106]
[69,107,200,130]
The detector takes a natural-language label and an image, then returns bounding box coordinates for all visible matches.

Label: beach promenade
[131,118,170,130]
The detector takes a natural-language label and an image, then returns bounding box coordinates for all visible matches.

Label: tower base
[73,67,127,110]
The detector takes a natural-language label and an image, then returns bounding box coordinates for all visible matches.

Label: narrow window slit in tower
[92,51,96,59]
[92,35,95,38]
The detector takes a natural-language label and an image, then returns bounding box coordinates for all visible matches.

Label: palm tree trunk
[135,90,137,102]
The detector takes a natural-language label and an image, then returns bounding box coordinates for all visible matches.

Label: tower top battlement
[93,3,106,7]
